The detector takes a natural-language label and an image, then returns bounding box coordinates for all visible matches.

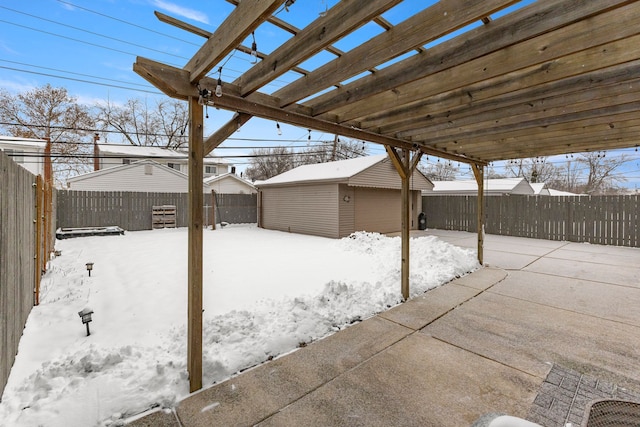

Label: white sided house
[204,173,257,194]
[96,144,231,179]
[427,178,535,196]
[67,159,210,193]
[0,136,47,176]
[257,154,434,238]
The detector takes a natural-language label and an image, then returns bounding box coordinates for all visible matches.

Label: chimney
[93,133,100,171]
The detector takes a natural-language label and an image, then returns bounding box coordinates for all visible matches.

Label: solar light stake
[86,262,94,276]
[78,308,94,336]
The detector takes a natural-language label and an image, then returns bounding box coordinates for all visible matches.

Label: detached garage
[256,154,433,238]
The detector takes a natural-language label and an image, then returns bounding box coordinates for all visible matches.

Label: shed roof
[258,154,388,186]
[258,154,433,190]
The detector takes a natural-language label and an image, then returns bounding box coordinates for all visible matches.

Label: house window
[167,163,180,171]
[205,165,217,175]
[122,159,131,165]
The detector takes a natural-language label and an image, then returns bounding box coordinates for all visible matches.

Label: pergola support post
[400,150,410,300]
[471,163,485,265]
[385,146,422,300]
[187,96,204,392]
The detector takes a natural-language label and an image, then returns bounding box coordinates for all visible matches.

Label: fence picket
[57,190,257,231]
[424,195,640,248]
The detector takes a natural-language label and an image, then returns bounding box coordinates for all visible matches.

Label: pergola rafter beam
[274,0,518,106]
[155,11,310,77]
[233,0,402,97]
[133,56,483,165]
[371,61,640,135]
[184,0,284,83]
[403,76,640,142]
[307,0,635,118]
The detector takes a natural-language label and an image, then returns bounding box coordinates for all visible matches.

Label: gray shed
[256,154,433,238]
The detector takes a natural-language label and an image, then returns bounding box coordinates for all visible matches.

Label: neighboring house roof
[257,154,433,190]
[204,172,256,191]
[548,189,581,196]
[0,135,47,149]
[67,159,211,192]
[97,144,230,165]
[429,178,534,195]
[530,182,551,195]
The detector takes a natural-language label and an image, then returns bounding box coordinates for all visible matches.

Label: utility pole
[330,134,338,161]
[93,133,100,171]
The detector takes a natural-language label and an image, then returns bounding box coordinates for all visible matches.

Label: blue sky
[1,0,639,188]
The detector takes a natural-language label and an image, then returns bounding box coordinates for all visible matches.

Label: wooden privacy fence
[57,190,257,231]
[423,195,640,247]
[0,152,55,399]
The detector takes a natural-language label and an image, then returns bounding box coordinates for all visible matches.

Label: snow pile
[0,225,478,426]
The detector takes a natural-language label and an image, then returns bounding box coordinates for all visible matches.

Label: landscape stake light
[86,262,94,276]
[78,308,94,336]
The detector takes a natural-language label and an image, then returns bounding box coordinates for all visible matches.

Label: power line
[55,0,200,46]
[0,65,162,95]
[0,60,156,90]
[0,6,191,61]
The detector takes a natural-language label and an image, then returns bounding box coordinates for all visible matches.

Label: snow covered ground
[0,224,478,426]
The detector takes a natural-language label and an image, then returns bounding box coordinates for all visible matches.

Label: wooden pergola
[133,0,640,391]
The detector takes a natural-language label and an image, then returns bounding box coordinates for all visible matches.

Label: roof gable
[204,172,255,187]
[68,159,189,182]
[67,159,211,192]
[257,154,433,191]
[97,144,230,165]
[0,136,47,150]
[258,154,388,186]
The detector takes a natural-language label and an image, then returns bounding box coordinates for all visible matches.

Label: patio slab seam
[486,280,640,330]
[422,332,543,384]
[247,328,427,426]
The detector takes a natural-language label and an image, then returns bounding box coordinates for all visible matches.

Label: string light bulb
[307,129,311,141]
[284,0,295,12]
[215,67,223,97]
[250,32,258,64]
[276,122,282,135]
[319,0,327,16]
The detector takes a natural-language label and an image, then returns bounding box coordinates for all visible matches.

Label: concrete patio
[128,230,640,426]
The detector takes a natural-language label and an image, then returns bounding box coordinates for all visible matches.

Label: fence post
[34,175,43,305]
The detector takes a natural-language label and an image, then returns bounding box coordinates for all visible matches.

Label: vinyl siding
[349,158,433,191]
[354,188,421,233]
[68,163,205,192]
[338,184,355,237]
[261,184,339,238]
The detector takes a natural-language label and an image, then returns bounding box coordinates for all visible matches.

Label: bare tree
[0,84,95,184]
[420,160,459,181]
[244,147,296,181]
[96,97,188,148]
[297,136,366,165]
[244,137,367,181]
[504,157,562,184]
[575,152,629,194]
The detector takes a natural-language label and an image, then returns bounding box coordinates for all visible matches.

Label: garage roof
[134,0,640,166]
